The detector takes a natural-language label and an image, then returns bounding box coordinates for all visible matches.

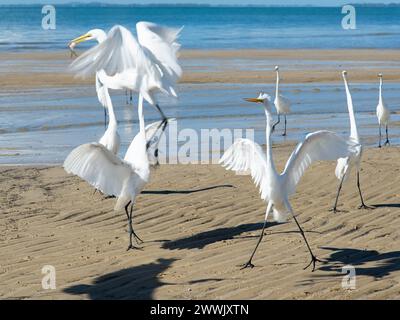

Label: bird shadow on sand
[162,222,282,250]
[63,258,224,300]
[142,184,234,195]
[370,203,400,209]
[298,247,400,286]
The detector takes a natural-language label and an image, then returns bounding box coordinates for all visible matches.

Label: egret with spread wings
[220,93,357,271]
[69,22,183,162]
[64,94,167,250]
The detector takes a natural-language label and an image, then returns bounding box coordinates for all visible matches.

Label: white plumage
[220,92,356,270]
[70,23,182,106]
[272,66,291,136]
[331,71,371,212]
[64,95,169,250]
[376,73,390,147]
[69,29,120,155]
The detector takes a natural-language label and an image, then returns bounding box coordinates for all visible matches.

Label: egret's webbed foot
[126,244,141,251]
[328,207,344,214]
[358,204,374,210]
[303,254,323,272]
[240,261,255,270]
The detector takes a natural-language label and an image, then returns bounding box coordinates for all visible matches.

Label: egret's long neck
[138,94,145,134]
[343,76,359,141]
[105,89,117,128]
[95,31,107,44]
[264,107,276,172]
[379,77,383,105]
[275,71,280,98]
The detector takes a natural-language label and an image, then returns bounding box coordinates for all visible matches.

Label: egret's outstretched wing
[136,21,183,90]
[220,139,270,200]
[69,25,145,78]
[64,143,134,197]
[282,130,356,195]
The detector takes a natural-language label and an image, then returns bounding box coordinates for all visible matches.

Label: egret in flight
[376,73,390,148]
[69,22,183,163]
[64,94,165,250]
[331,71,372,213]
[272,66,291,136]
[220,93,356,271]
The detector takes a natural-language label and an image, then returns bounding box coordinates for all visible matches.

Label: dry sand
[1,49,400,89]
[1,146,400,299]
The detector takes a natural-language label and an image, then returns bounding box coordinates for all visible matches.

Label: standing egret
[69,22,183,163]
[330,71,372,213]
[64,94,160,250]
[272,66,291,136]
[376,73,390,148]
[220,93,356,270]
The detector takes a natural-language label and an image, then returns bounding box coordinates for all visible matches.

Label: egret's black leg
[282,115,287,136]
[125,201,140,250]
[271,114,280,134]
[357,171,373,210]
[241,217,268,269]
[378,124,382,148]
[104,108,107,130]
[129,204,143,244]
[129,90,133,105]
[125,89,128,105]
[384,124,390,146]
[329,174,346,213]
[291,213,322,272]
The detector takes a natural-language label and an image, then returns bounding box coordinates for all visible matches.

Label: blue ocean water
[0,5,400,51]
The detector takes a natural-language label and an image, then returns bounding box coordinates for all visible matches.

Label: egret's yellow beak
[69,33,91,45]
[244,98,264,103]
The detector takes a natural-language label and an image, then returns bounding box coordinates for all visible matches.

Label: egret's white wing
[282,130,356,195]
[219,139,269,200]
[136,21,183,85]
[70,25,145,78]
[64,143,134,197]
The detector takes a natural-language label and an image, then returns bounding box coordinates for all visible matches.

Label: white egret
[220,93,356,270]
[64,94,165,250]
[272,66,291,136]
[376,73,390,148]
[69,29,110,129]
[331,71,372,213]
[69,22,182,162]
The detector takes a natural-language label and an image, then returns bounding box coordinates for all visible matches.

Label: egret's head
[69,29,106,46]
[342,70,348,78]
[244,92,272,111]
[378,73,383,78]
[275,66,279,71]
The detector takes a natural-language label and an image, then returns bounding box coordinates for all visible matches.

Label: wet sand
[1,49,400,89]
[1,146,400,299]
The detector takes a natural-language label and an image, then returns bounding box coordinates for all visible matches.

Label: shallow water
[0,81,399,165]
[1,5,400,51]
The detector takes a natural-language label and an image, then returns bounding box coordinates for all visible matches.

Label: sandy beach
[1,46,400,299]
[1,145,399,299]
